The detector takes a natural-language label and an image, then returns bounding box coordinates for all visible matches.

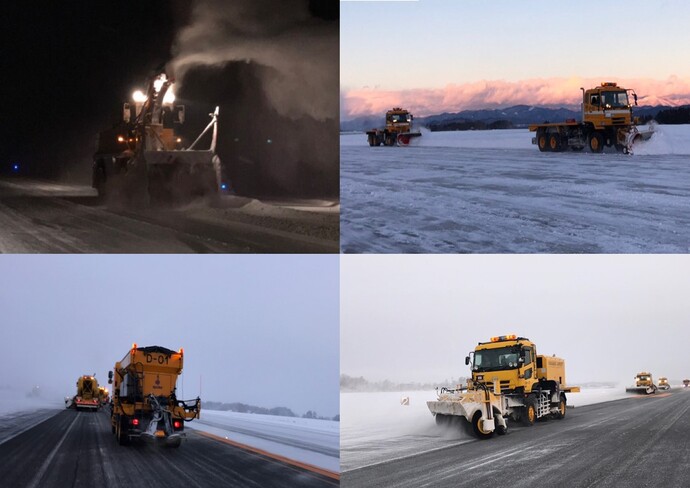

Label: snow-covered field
[187,410,340,472]
[340,386,643,471]
[341,125,690,253]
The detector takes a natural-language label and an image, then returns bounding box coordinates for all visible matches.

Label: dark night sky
[1,1,339,196]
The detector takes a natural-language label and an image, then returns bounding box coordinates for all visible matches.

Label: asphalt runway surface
[342,388,690,487]
[0,178,338,253]
[0,409,338,487]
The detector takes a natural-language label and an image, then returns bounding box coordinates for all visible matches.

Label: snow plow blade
[625,386,656,394]
[396,132,422,146]
[143,150,220,203]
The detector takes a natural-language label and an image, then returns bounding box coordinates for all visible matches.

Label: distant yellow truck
[428,335,580,439]
[70,375,100,411]
[626,372,657,395]
[657,377,670,391]
[109,344,200,447]
[366,108,422,147]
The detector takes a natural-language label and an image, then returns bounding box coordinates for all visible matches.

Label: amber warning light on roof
[490,334,517,342]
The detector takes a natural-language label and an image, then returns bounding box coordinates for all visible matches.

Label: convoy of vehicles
[366,108,422,147]
[529,82,653,154]
[92,70,221,204]
[108,344,200,447]
[427,335,580,439]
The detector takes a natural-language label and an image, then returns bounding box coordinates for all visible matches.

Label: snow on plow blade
[396,132,422,147]
[623,126,655,154]
[427,399,473,418]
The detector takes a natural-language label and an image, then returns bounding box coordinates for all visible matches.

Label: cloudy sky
[341,0,690,118]
[0,255,339,417]
[341,255,690,386]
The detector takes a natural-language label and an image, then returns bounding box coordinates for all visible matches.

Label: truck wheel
[537,131,549,152]
[522,396,537,426]
[367,134,376,147]
[554,395,567,420]
[471,411,494,440]
[116,417,129,446]
[548,134,562,152]
[588,132,604,153]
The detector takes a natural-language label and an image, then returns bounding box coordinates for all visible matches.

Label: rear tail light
[131,418,139,426]
[173,420,182,429]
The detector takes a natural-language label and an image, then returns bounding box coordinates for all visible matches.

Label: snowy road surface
[0,178,338,253]
[341,388,690,487]
[0,408,338,487]
[187,410,340,472]
[341,125,690,253]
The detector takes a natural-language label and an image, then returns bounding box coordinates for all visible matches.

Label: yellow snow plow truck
[427,335,580,439]
[626,372,657,394]
[92,70,221,204]
[108,344,200,447]
[657,377,670,391]
[529,82,653,154]
[70,375,100,411]
[366,108,422,147]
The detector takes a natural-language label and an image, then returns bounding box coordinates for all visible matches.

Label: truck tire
[548,134,562,152]
[116,417,129,446]
[588,132,604,153]
[522,396,537,426]
[471,411,494,440]
[537,131,549,152]
[367,134,376,147]
[554,395,567,420]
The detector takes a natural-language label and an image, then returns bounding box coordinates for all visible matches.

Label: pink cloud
[342,77,690,119]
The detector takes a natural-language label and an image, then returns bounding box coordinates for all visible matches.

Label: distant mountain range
[340,105,671,132]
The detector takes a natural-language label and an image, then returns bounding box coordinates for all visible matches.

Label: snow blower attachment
[109,344,200,448]
[366,108,422,147]
[529,82,654,155]
[427,335,579,439]
[93,71,221,204]
[625,372,657,395]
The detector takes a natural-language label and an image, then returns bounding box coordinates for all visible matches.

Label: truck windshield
[473,346,521,372]
[602,91,629,108]
[638,375,650,381]
[388,114,410,123]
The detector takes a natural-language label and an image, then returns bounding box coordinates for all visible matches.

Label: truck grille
[476,380,512,392]
[611,117,626,125]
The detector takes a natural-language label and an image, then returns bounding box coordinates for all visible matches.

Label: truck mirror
[108,371,113,384]
[123,103,131,123]
[465,356,470,365]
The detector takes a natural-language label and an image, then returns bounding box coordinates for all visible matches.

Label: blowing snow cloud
[170,0,338,122]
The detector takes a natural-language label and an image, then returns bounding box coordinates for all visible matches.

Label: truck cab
[582,82,636,129]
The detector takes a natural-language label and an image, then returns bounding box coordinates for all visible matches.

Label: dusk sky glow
[341,0,690,118]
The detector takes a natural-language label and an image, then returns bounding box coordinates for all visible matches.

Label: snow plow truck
[657,377,670,390]
[92,70,221,204]
[529,82,653,154]
[366,108,422,147]
[625,372,657,394]
[428,335,580,439]
[108,344,200,447]
[68,375,100,411]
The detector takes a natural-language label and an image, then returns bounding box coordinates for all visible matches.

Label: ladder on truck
[536,391,551,418]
